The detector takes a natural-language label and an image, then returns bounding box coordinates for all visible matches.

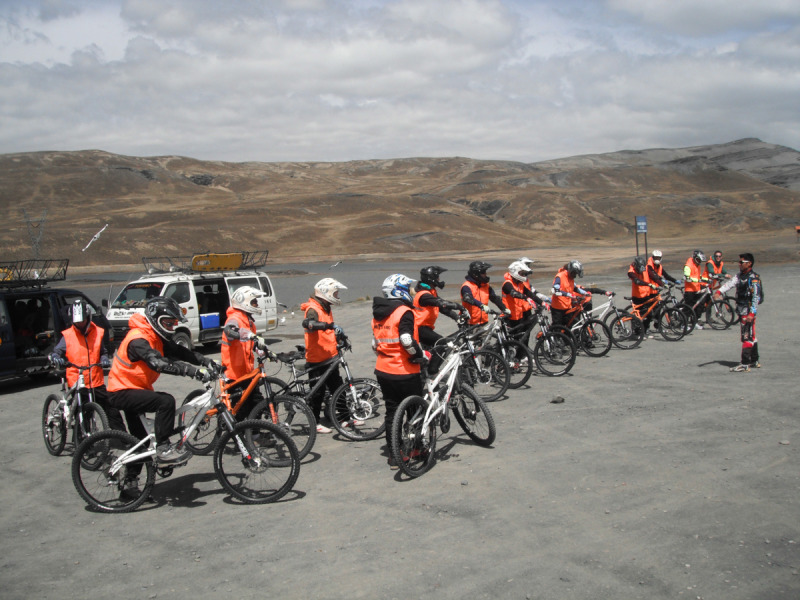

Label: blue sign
[635,216,647,233]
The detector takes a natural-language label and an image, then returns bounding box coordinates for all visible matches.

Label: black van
[0,259,112,381]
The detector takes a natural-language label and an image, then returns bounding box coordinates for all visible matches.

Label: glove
[49,354,65,368]
[253,335,269,351]
[333,324,343,336]
[742,313,755,323]
[481,304,490,313]
[413,350,431,366]
[503,308,511,316]
[101,356,111,369]
[194,367,214,383]
[649,284,657,290]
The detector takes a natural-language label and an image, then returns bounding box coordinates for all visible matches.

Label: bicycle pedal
[157,466,174,478]
[440,414,450,434]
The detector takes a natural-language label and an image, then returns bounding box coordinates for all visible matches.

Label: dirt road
[1,264,798,599]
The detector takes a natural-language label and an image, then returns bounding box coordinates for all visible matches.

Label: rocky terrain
[0,138,798,268]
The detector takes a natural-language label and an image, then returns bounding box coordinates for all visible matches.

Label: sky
[1,0,799,164]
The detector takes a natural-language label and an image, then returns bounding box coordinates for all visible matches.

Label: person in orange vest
[413,265,465,373]
[627,256,660,332]
[460,261,509,325]
[704,250,730,291]
[683,250,710,328]
[108,297,221,470]
[49,299,125,432]
[646,250,680,288]
[221,286,275,420]
[372,274,428,469]
[301,278,348,434]
[501,260,549,351]
[550,260,589,328]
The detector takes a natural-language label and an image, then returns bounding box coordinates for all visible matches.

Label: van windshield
[111,282,165,308]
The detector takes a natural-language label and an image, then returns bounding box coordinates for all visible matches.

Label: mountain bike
[666,278,737,331]
[391,327,496,479]
[451,318,511,402]
[252,334,385,442]
[72,380,300,513]
[551,295,613,357]
[624,287,687,341]
[178,352,316,460]
[42,362,109,463]
[471,311,533,389]
[506,306,577,376]
[589,292,645,350]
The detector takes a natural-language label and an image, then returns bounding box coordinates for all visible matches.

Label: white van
[105,252,278,349]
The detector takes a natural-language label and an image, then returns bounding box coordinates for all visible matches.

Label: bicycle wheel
[461,349,510,402]
[391,395,436,478]
[532,331,576,376]
[214,419,300,504]
[579,319,612,357]
[497,340,533,389]
[608,312,644,350]
[658,308,687,341]
[261,376,289,398]
[706,298,736,330]
[179,389,220,455]
[42,394,67,455]
[328,378,386,441]
[72,429,156,513]
[451,384,496,446]
[248,395,316,460]
[74,402,109,466]
[673,302,696,333]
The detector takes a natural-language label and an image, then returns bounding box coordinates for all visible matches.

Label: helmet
[314,277,347,306]
[468,260,491,284]
[692,250,706,265]
[633,256,647,273]
[652,249,663,265]
[382,274,415,303]
[70,299,92,333]
[144,296,187,341]
[566,260,583,278]
[519,256,535,267]
[507,261,531,282]
[420,265,447,289]
[231,285,266,315]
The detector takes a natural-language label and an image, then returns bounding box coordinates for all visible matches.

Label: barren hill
[0,138,798,268]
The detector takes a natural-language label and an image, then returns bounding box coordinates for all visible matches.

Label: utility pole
[22,208,47,260]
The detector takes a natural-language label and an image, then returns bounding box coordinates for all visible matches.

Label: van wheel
[173,331,192,349]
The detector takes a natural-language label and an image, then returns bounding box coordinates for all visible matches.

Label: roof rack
[0,259,69,288]
[141,250,269,274]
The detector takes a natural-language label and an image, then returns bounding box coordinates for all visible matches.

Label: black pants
[740,317,759,365]
[683,291,705,320]
[508,311,535,356]
[375,372,423,452]
[306,361,344,422]
[80,385,126,433]
[418,325,445,373]
[226,382,263,422]
[108,388,177,447]
[631,294,657,330]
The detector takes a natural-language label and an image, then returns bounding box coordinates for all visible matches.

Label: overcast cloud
[1,0,798,163]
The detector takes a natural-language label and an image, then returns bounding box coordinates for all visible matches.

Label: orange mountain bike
[623,288,687,341]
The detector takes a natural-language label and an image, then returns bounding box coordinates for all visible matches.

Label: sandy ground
[0,263,798,600]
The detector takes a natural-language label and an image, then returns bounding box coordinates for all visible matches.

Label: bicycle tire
[179,389,220,455]
[461,349,510,402]
[451,384,496,446]
[673,302,696,334]
[706,298,736,330]
[327,378,386,441]
[248,395,316,460]
[608,312,644,350]
[72,429,156,513]
[579,319,612,357]
[42,394,67,456]
[75,402,109,466]
[497,340,533,389]
[261,376,290,398]
[391,395,436,478]
[658,308,687,341]
[532,331,576,376]
[214,419,300,504]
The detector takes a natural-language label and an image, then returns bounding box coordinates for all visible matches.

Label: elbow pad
[144,350,178,374]
[400,332,417,355]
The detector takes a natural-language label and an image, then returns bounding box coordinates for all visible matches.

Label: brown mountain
[1,138,798,268]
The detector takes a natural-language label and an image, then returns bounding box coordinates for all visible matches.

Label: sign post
[635,216,648,256]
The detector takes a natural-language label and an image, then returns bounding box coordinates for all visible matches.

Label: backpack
[756,275,764,304]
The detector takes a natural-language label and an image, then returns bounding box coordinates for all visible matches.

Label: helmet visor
[158,316,179,333]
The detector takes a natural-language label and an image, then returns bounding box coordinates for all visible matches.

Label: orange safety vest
[372,305,420,375]
[221,307,256,380]
[413,288,439,329]
[647,257,664,282]
[461,280,490,325]
[705,260,723,276]
[502,273,531,320]
[301,298,337,363]
[62,323,105,388]
[684,258,705,293]
[550,268,576,311]
[108,313,164,392]
[628,264,653,299]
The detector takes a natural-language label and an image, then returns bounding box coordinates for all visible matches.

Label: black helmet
[70,299,92,333]
[420,265,447,289]
[467,261,491,284]
[632,256,647,273]
[145,296,187,341]
[566,260,584,278]
[692,249,706,265]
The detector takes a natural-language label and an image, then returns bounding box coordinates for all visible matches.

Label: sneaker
[341,419,365,428]
[118,477,154,503]
[730,364,750,373]
[156,444,191,465]
[316,424,332,434]
[753,361,761,368]
[387,457,400,470]
[694,323,704,330]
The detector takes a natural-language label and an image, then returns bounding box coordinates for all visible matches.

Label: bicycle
[391,327,496,478]
[506,306,577,376]
[42,362,109,463]
[589,292,645,350]
[623,287,687,341]
[665,278,736,331]
[472,311,533,389]
[452,317,511,402]
[71,379,300,512]
[551,295,613,357]
[178,352,316,460]
[252,334,386,442]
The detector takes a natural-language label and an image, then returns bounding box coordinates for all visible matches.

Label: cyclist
[704,250,731,290]
[501,260,549,350]
[412,265,465,373]
[683,250,710,329]
[107,296,221,466]
[460,261,509,325]
[372,274,428,469]
[221,286,275,420]
[716,253,762,372]
[49,299,125,432]
[628,256,659,333]
[647,250,680,288]
[301,278,348,434]
[550,260,589,328]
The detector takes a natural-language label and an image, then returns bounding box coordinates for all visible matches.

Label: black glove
[101,356,111,369]
[49,354,65,369]
[194,366,214,383]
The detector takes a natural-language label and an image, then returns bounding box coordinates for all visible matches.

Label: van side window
[258,276,273,297]
[165,282,191,305]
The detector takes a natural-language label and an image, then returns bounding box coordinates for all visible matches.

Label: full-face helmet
[145,296,187,341]
[633,256,647,273]
[314,278,347,306]
[382,274,415,304]
[231,285,266,315]
[420,266,447,290]
[566,260,584,279]
[519,256,535,267]
[507,261,531,282]
[651,249,663,265]
[692,249,706,265]
[467,261,491,284]
[70,299,92,333]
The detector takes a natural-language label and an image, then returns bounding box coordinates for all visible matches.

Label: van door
[225,275,278,333]
[163,281,197,345]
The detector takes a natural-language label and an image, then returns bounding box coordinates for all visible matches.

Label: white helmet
[230,285,265,315]
[508,261,531,282]
[519,256,535,267]
[382,274,415,303]
[314,278,347,306]
[652,249,663,265]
